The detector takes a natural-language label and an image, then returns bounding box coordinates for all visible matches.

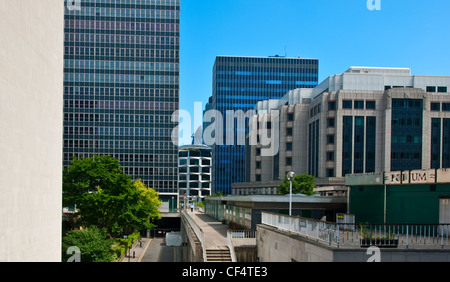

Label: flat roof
[204,194,346,204]
[215,55,318,60]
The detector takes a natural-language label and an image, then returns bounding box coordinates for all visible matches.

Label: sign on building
[347,168,450,186]
[384,169,436,185]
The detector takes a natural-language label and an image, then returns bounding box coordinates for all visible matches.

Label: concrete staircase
[206,248,232,262]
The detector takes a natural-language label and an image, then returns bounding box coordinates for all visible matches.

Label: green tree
[62,226,114,262]
[278,174,316,196]
[63,155,162,237]
[133,179,162,231]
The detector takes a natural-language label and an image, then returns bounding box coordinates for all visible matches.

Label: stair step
[205,249,232,262]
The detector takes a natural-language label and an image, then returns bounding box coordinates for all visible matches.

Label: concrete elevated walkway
[182,209,232,262]
[188,210,229,249]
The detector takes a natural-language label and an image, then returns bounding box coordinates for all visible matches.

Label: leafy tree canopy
[62,226,114,262]
[63,155,162,237]
[277,174,316,196]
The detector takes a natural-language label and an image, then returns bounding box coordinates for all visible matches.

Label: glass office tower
[63,0,180,199]
[209,56,319,194]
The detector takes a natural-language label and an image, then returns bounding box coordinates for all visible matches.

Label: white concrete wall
[0,0,64,261]
[257,224,450,262]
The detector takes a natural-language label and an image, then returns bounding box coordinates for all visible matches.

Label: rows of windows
[64,113,173,124]
[64,99,177,110]
[77,0,179,7]
[217,87,296,94]
[215,56,318,68]
[179,150,212,158]
[431,102,450,111]
[179,167,211,174]
[137,154,178,165]
[217,78,317,85]
[65,46,179,60]
[65,20,179,32]
[66,7,179,19]
[179,182,211,189]
[65,60,178,72]
[63,152,177,168]
[64,73,178,85]
[216,70,318,77]
[179,174,211,181]
[426,86,448,93]
[179,158,211,166]
[63,139,176,150]
[342,100,376,110]
[64,86,178,97]
[64,126,173,137]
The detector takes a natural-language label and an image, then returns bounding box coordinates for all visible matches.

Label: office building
[0,0,64,261]
[178,144,212,200]
[63,0,180,200]
[244,67,450,194]
[207,55,319,194]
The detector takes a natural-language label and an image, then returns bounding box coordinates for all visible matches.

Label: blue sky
[178,0,450,145]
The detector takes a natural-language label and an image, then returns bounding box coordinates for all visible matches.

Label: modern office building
[0,0,64,261]
[63,0,180,200]
[244,66,450,194]
[207,55,319,194]
[178,144,212,200]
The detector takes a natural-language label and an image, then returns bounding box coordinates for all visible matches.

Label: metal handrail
[226,230,237,262]
[227,230,257,263]
[261,212,450,248]
[181,210,207,261]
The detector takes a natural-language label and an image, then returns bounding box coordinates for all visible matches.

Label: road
[140,238,175,262]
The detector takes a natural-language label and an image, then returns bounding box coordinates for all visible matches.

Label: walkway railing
[228,230,257,247]
[261,212,450,249]
[227,230,257,262]
[181,210,206,261]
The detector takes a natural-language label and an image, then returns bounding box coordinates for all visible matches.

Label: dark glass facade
[429,117,450,169]
[365,116,376,173]
[308,120,320,177]
[341,115,376,176]
[210,56,319,194]
[390,99,423,171]
[431,118,441,169]
[443,119,450,168]
[63,0,180,197]
[342,116,353,176]
[353,116,365,174]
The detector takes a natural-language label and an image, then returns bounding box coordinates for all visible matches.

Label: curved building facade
[178,145,212,200]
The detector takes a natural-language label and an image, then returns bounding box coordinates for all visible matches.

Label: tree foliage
[277,174,316,196]
[63,155,162,237]
[62,226,114,262]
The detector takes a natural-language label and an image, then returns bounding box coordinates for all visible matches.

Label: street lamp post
[287,171,295,216]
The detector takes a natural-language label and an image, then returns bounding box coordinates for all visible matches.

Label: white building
[0,0,64,261]
[179,145,212,200]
